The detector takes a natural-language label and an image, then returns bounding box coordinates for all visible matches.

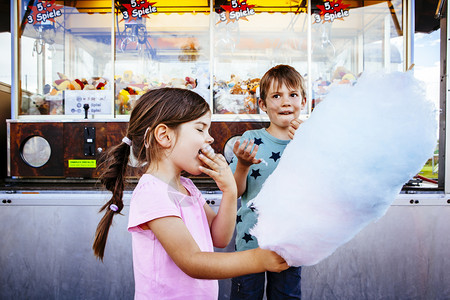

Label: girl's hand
[254,248,289,273]
[199,145,237,194]
[233,139,262,167]
[288,118,303,140]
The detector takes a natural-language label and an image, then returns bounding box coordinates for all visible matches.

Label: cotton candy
[249,71,437,266]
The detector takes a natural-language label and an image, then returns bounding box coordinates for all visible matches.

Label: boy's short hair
[259,65,306,104]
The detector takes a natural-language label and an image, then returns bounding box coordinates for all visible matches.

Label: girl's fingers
[199,165,215,176]
[199,153,218,169]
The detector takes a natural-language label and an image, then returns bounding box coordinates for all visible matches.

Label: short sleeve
[128,177,181,232]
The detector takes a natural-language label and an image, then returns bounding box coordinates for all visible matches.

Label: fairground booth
[1,0,449,299]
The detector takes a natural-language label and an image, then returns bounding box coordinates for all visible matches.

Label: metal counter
[0,191,449,299]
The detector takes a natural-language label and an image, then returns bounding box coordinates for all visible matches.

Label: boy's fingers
[243,140,254,153]
[251,144,259,155]
[290,118,302,129]
[233,139,241,153]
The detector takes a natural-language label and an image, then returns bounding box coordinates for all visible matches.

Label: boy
[230,65,306,299]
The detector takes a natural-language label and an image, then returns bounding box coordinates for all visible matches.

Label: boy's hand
[199,146,237,195]
[233,139,262,167]
[288,119,303,140]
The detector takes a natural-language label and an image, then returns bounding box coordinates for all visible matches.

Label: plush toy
[50,102,63,115]
[169,78,186,88]
[244,95,258,114]
[21,95,30,114]
[230,84,245,95]
[29,94,49,115]
[185,77,197,89]
[70,79,85,90]
[57,72,68,80]
[227,74,241,88]
[123,70,133,82]
[53,79,71,91]
[246,78,260,94]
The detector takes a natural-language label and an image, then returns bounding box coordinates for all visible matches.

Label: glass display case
[9,0,415,180]
[14,0,407,120]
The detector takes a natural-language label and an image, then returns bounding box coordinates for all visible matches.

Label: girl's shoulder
[133,174,168,196]
[180,176,202,198]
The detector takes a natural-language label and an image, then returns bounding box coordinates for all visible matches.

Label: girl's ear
[153,124,173,148]
[258,98,267,112]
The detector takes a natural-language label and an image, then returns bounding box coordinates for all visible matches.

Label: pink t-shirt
[128,174,218,300]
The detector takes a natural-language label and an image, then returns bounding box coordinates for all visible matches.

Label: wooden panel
[209,121,269,154]
[8,121,268,180]
[106,122,128,148]
[9,122,64,177]
[63,122,108,178]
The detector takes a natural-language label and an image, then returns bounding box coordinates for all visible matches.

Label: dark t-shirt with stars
[229,128,290,251]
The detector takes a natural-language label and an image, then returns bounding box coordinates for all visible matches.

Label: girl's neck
[146,165,188,195]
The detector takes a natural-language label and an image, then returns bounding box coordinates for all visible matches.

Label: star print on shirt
[249,204,256,212]
[242,233,254,243]
[236,215,242,224]
[270,152,281,162]
[250,169,261,180]
[254,138,263,145]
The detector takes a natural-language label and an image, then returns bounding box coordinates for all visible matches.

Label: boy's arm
[232,139,261,197]
[234,160,251,197]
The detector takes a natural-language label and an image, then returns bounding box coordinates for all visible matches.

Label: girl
[93,88,288,299]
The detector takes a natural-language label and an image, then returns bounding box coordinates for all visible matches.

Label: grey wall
[0,196,449,299]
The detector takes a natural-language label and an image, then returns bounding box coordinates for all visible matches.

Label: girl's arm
[199,151,237,248]
[148,216,289,279]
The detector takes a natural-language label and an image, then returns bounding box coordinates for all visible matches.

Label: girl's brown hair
[259,64,306,104]
[93,88,210,260]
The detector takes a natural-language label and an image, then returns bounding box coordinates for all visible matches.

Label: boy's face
[259,81,305,130]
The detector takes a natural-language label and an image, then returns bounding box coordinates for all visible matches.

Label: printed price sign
[64,90,112,116]
[119,0,157,21]
[314,0,350,23]
[27,0,63,25]
[68,160,97,168]
[217,0,256,24]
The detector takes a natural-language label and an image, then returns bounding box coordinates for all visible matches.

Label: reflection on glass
[15,0,407,118]
[310,1,403,111]
[114,1,210,115]
[213,9,308,115]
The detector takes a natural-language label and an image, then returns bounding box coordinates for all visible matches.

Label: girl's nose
[206,133,214,144]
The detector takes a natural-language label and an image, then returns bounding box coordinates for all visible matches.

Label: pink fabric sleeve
[128,178,181,232]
